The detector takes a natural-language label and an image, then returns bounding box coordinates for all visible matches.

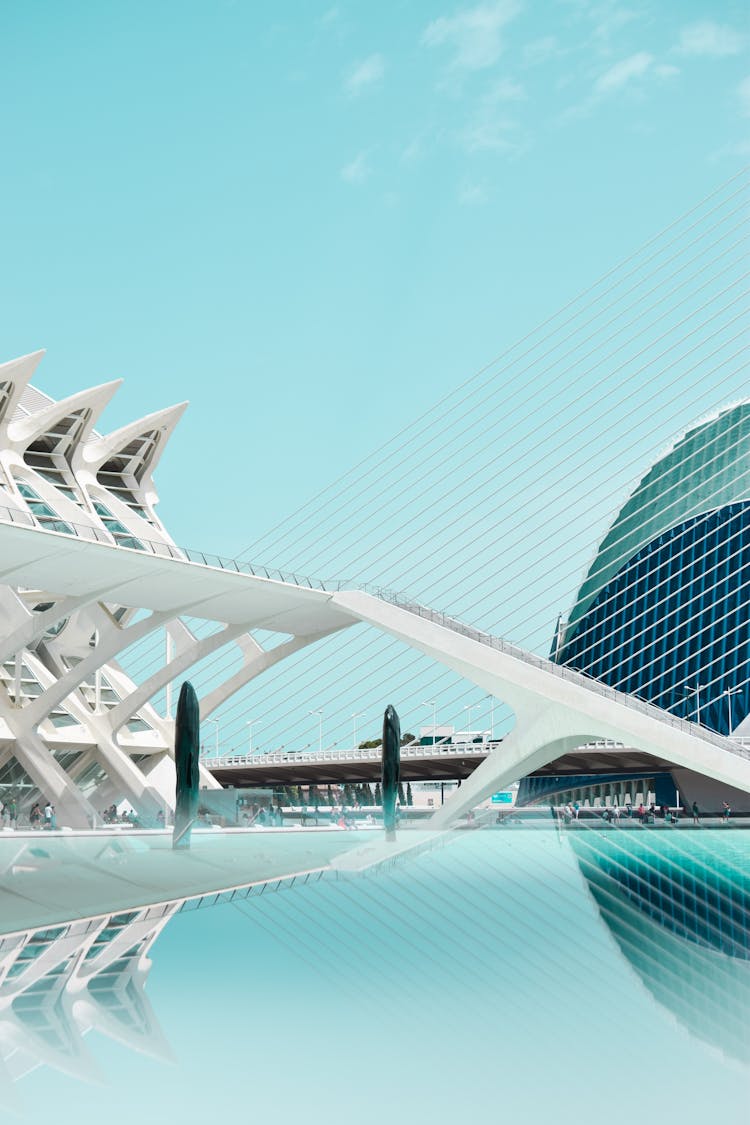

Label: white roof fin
[0,350,46,424]
[82,401,188,477]
[8,381,123,450]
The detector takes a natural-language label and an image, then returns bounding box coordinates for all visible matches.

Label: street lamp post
[309,709,323,753]
[422,700,437,745]
[486,696,495,740]
[246,720,262,755]
[725,687,740,734]
[693,682,703,726]
[206,717,219,759]
[464,704,476,738]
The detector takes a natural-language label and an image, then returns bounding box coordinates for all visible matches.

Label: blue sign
[491,792,513,804]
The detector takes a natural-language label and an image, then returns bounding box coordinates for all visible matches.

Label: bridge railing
[3,504,749,765]
[0,502,332,591]
[208,741,491,769]
[376,594,750,764]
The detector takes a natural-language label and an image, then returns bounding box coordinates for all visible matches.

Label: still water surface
[4,827,749,1125]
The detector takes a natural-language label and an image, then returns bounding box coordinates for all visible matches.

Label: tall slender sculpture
[381,704,401,841]
[172,681,200,850]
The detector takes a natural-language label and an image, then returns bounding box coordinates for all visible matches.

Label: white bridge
[2,511,750,827]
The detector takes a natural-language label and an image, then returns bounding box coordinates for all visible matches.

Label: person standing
[43,800,53,829]
[692,800,700,825]
[722,800,731,823]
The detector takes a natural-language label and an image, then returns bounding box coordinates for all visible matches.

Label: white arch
[199,631,338,720]
[330,590,750,824]
[107,622,249,734]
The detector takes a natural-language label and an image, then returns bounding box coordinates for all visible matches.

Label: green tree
[406,782,413,806]
[374,782,382,806]
[398,782,406,806]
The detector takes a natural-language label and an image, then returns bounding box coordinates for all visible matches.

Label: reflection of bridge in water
[1,826,747,1109]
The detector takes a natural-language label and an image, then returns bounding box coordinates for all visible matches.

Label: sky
[1,1,749,751]
[1,0,748,551]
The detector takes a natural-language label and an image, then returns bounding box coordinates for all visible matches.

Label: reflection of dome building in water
[571,831,750,1066]
[521,402,750,809]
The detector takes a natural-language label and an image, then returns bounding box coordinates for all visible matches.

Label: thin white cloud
[589,5,640,54]
[676,21,747,58]
[562,49,676,121]
[595,51,653,95]
[402,136,425,164]
[459,180,488,205]
[523,36,558,66]
[340,152,370,184]
[345,53,385,96]
[710,138,750,163]
[422,1,522,71]
[739,76,750,117]
[462,119,517,151]
[485,77,526,102]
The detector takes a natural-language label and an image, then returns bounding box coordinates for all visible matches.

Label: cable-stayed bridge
[2,510,749,826]
[113,170,750,768]
[0,172,747,826]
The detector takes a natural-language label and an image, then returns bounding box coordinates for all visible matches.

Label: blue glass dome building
[554,402,750,737]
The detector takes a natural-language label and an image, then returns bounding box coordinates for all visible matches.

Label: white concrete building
[1,351,749,829]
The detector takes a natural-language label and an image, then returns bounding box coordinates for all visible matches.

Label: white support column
[164,631,174,719]
[10,729,98,827]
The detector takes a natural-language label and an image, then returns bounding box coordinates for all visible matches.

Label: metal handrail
[378,595,750,763]
[0,502,331,591]
[208,741,490,769]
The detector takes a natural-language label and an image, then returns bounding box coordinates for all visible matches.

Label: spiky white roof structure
[0,351,196,826]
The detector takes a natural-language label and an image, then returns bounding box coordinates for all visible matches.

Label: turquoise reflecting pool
[2,827,749,1124]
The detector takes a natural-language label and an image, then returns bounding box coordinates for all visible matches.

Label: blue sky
[1,3,749,751]
[1,0,748,551]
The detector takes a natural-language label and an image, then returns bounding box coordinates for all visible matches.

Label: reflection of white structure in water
[1,827,748,1105]
[0,903,176,1109]
[571,830,750,1066]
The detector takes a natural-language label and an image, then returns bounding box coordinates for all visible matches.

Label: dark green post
[172,681,200,850]
[381,704,401,841]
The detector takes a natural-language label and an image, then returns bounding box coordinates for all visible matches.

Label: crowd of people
[552,798,736,826]
[2,799,56,829]
[101,804,140,826]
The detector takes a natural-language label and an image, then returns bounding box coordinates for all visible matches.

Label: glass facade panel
[557,501,750,735]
